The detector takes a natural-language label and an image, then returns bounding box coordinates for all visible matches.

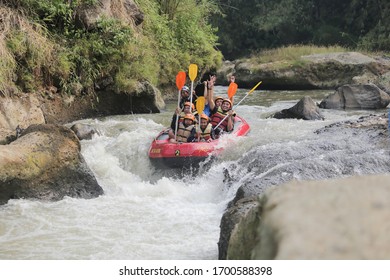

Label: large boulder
[70,123,99,140]
[216,60,236,86]
[218,196,260,260]
[319,84,390,109]
[217,52,390,90]
[96,81,165,114]
[0,124,103,205]
[273,96,324,120]
[0,94,45,144]
[226,174,390,259]
[218,114,390,259]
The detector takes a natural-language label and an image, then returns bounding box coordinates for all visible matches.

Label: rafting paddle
[176,71,186,91]
[227,82,238,99]
[213,81,263,131]
[195,96,205,142]
[189,64,198,112]
[174,71,187,141]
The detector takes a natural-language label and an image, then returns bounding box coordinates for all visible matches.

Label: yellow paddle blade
[227,82,238,98]
[176,71,186,90]
[189,64,198,81]
[196,96,205,113]
[249,81,262,94]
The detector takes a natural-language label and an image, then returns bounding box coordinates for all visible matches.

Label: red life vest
[210,108,229,131]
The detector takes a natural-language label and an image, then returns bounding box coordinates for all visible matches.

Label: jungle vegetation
[214,0,390,59]
[0,0,221,97]
[0,0,389,97]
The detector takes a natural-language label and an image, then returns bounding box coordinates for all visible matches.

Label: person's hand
[207,80,213,90]
[207,75,216,90]
[175,107,180,115]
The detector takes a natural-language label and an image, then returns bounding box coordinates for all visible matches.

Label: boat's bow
[148,115,250,168]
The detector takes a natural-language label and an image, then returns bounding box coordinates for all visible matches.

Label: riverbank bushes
[0,0,222,97]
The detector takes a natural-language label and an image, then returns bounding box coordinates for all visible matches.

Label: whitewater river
[0,86,388,259]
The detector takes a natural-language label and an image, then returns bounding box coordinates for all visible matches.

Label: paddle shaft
[190,81,194,112]
[174,71,186,141]
[174,89,181,141]
[213,81,262,131]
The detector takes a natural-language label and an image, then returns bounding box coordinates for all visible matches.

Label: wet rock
[0,124,103,205]
[273,96,324,120]
[228,175,390,259]
[96,81,165,114]
[319,84,390,109]
[218,196,260,260]
[70,123,98,140]
[219,113,390,259]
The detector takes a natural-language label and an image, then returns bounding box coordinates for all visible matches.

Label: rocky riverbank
[225,173,390,259]
[0,124,103,205]
[217,52,390,93]
[214,52,390,260]
[219,114,390,259]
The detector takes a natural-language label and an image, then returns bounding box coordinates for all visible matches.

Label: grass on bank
[250,45,349,67]
[249,44,390,70]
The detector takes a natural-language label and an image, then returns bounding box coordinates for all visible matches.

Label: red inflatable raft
[148,115,250,168]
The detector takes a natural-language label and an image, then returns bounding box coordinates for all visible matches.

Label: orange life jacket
[199,123,213,141]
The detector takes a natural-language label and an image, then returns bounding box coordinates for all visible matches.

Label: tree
[212,0,389,59]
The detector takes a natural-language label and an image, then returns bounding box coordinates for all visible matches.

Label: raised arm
[207,75,217,110]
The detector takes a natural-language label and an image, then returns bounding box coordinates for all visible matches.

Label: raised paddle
[213,81,262,131]
[188,64,198,112]
[227,82,238,99]
[176,71,186,91]
[196,96,205,115]
[195,96,206,141]
[174,71,187,141]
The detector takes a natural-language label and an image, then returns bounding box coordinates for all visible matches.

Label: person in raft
[179,86,191,109]
[168,101,198,139]
[170,113,196,143]
[194,72,216,116]
[188,113,215,142]
[210,98,235,137]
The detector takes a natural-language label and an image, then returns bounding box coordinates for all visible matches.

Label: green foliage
[213,0,390,59]
[0,5,62,94]
[137,0,222,84]
[0,39,17,96]
[2,0,222,97]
